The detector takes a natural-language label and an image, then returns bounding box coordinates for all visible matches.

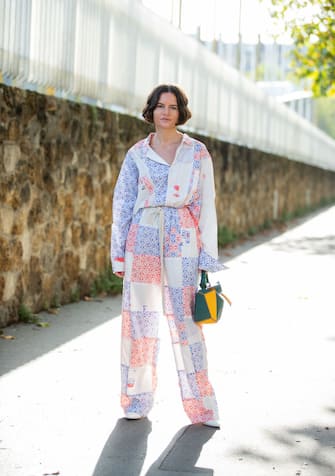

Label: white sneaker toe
[125,412,142,420]
[203,420,220,428]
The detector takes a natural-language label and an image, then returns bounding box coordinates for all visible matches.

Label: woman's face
[153,92,179,129]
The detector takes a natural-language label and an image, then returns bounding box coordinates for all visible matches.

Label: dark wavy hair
[142,84,192,126]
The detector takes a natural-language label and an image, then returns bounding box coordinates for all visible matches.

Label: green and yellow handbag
[193,271,232,325]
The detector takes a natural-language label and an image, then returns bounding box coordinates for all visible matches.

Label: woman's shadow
[92,420,216,476]
[92,417,152,476]
[145,424,217,475]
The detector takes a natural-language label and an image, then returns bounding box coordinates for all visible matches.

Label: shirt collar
[143,132,193,148]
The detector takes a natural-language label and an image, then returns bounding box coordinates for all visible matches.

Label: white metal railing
[1,0,335,171]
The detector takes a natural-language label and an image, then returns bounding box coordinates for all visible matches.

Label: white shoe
[203,420,220,428]
[125,412,142,420]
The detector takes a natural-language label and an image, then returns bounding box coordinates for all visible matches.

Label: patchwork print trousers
[120,206,219,423]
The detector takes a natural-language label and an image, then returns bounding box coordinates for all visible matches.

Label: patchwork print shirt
[111,133,224,273]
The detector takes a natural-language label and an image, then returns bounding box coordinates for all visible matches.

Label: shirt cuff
[112,257,125,273]
[199,249,226,273]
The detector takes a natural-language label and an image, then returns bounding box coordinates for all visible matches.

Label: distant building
[201,39,314,122]
[203,39,293,81]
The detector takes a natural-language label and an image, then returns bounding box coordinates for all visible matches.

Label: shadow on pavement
[0,297,121,376]
[269,235,335,255]
[145,424,217,475]
[92,417,152,476]
[231,415,335,475]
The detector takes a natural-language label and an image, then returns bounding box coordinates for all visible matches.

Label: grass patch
[247,226,258,237]
[18,304,49,327]
[90,266,123,297]
[218,226,237,247]
[18,304,37,323]
[70,287,80,303]
[51,295,61,308]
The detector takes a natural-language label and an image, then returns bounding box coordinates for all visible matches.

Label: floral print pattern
[112,133,223,422]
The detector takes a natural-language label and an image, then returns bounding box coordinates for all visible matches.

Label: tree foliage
[267,0,335,97]
[314,97,335,138]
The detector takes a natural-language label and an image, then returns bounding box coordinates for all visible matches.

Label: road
[1,205,334,476]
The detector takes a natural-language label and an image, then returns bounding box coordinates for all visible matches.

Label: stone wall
[1,84,335,326]
[204,137,335,235]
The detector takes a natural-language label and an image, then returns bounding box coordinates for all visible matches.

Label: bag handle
[199,270,209,290]
[200,270,232,306]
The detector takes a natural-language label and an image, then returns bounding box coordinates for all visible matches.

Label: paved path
[1,205,335,476]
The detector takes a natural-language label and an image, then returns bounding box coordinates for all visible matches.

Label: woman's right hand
[114,272,125,278]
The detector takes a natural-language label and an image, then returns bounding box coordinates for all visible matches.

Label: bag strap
[219,291,232,306]
[200,270,232,306]
[200,270,209,290]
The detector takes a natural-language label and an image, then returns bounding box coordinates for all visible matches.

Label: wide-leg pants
[120,207,219,423]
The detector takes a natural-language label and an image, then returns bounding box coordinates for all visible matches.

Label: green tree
[267,0,335,97]
[314,97,335,138]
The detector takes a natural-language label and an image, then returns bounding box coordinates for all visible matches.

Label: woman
[111,84,224,428]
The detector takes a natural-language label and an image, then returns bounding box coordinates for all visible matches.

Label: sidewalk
[1,205,335,476]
